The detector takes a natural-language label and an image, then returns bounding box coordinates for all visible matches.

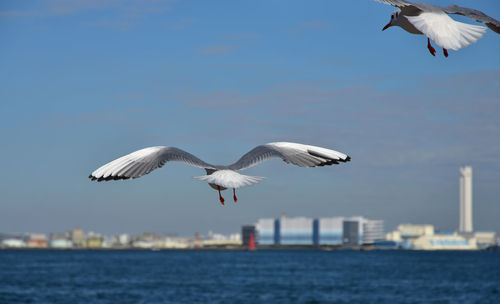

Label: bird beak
[382,22,391,31]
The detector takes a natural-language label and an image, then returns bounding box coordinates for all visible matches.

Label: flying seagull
[376,0,500,57]
[89,142,351,205]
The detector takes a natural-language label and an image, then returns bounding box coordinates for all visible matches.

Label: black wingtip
[89,174,131,182]
[335,155,351,163]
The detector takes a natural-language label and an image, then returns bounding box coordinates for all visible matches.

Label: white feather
[194,170,265,189]
[228,142,350,171]
[407,12,486,50]
[90,146,215,181]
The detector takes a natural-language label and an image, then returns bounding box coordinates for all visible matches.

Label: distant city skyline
[2,214,496,251]
[1,0,499,235]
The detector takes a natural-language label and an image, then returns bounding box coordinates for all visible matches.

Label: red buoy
[248,233,256,250]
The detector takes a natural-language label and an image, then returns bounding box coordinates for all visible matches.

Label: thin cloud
[1,0,174,17]
[1,0,174,30]
[165,69,500,170]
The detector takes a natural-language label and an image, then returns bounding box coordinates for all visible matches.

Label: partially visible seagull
[376,0,500,57]
[89,142,351,205]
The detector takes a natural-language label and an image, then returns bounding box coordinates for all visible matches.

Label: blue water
[0,250,499,303]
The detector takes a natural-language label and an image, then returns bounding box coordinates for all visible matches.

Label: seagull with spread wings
[376,0,500,57]
[89,142,351,205]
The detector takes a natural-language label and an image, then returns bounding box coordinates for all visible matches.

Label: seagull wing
[406,11,486,50]
[374,1,436,18]
[373,0,414,8]
[228,142,351,171]
[444,5,500,34]
[89,146,216,181]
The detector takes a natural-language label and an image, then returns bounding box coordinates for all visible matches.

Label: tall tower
[459,166,473,233]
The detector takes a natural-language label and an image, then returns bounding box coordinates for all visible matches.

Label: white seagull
[89,142,351,205]
[377,0,500,57]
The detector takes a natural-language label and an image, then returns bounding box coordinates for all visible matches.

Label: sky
[1,0,499,237]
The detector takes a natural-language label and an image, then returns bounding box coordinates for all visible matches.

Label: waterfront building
[50,233,73,248]
[348,216,370,244]
[119,234,131,246]
[50,239,73,248]
[50,233,68,240]
[228,233,241,242]
[1,238,26,248]
[242,225,257,246]
[162,237,190,248]
[474,231,496,249]
[206,231,240,242]
[101,235,118,248]
[363,220,385,244]
[316,217,343,245]
[385,230,402,242]
[130,233,192,249]
[459,166,473,233]
[412,233,477,250]
[133,240,154,248]
[343,221,359,246]
[86,234,103,248]
[391,224,435,239]
[280,216,313,245]
[26,233,48,248]
[385,224,435,248]
[255,215,383,246]
[70,228,86,247]
[256,218,275,245]
[203,232,241,247]
[386,223,483,250]
[274,218,280,244]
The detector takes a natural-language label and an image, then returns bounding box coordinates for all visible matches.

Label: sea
[0,250,499,304]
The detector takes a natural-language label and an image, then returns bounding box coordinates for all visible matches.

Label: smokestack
[459,166,473,233]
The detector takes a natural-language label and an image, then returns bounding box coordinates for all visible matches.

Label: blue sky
[1,0,499,236]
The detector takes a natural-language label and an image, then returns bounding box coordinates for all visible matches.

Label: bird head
[382,9,401,31]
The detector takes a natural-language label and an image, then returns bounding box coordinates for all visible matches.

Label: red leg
[427,38,436,56]
[233,188,238,203]
[443,48,448,57]
[217,186,224,205]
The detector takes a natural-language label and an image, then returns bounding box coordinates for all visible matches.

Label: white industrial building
[412,233,477,250]
[254,215,384,246]
[317,217,343,245]
[363,220,385,244]
[280,216,314,245]
[256,218,275,245]
[385,224,480,250]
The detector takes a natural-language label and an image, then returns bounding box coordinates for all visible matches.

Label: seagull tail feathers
[194,170,265,189]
